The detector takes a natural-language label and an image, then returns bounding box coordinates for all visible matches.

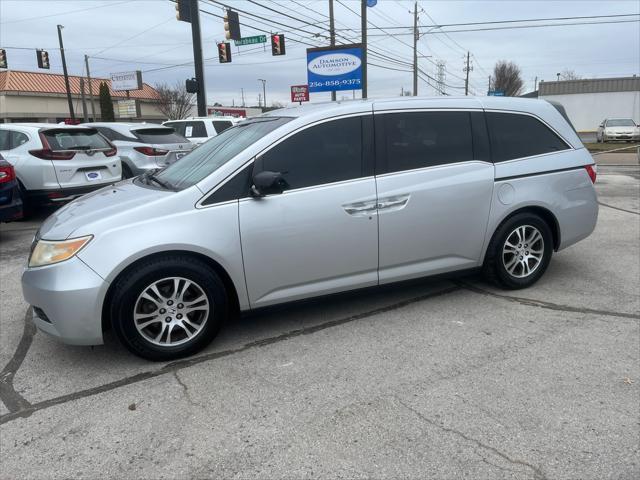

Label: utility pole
[463,51,473,96]
[488,75,491,94]
[258,78,266,109]
[80,78,88,122]
[413,1,418,96]
[329,0,336,101]
[189,0,206,116]
[57,25,74,120]
[84,55,96,121]
[436,61,446,95]
[534,76,538,91]
[241,88,245,107]
[360,0,367,99]
[258,93,262,108]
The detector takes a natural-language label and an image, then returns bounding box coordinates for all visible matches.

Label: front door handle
[343,201,377,217]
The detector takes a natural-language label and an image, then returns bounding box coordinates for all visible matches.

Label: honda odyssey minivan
[22,97,598,360]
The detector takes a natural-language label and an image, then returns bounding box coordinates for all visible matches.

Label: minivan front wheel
[483,213,553,289]
[110,255,227,360]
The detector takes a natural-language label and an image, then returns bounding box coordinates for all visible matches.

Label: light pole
[57,25,75,120]
[556,72,561,81]
[258,79,266,109]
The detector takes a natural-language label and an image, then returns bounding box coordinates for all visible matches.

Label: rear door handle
[377,195,410,212]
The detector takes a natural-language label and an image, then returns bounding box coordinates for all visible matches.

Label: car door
[374,109,494,284]
[239,114,378,308]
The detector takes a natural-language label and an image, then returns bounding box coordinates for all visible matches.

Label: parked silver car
[0,124,121,212]
[596,118,640,143]
[81,122,193,178]
[23,97,598,360]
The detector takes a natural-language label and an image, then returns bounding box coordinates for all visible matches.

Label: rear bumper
[26,183,114,205]
[22,257,106,345]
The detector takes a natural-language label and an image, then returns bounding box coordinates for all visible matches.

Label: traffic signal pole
[361,0,367,99]
[57,25,75,120]
[329,0,336,102]
[84,55,97,121]
[189,0,206,117]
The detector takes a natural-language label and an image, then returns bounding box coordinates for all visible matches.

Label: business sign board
[306,44,363,93]
[290,84,309,103]
[234,35,267,47]
[116,99,138,118]
[207,107,247,118]
[487,89,505,96]
[110,70,143,91]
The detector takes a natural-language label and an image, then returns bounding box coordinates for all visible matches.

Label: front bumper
[22,257,107,345]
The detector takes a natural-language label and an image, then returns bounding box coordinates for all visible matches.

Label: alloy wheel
[133,277,210,347]
[502,225,545,278]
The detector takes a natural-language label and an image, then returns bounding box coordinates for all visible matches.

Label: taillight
[134,147,169,156]
[29,149,76,160]
[104,145,117,157]
[0,165,16,184]
[584,164,597,184]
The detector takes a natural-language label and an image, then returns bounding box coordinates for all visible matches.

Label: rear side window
[258,116,363,191]
[0,130,29,150]
[163,122,186,136]
[181,121,207,138]
[212,120,232,134]
[133,128,188,144]
[486,112,570,162]
[377,111,474,174]
[42,129,111,150]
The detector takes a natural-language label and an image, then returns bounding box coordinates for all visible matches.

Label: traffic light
[218,42,231,63]
[0,49,7,69]
[185,78,198,93]
[223,10,241,41]
[36,49,50,69]
[175,0,191,23]
[271,34,286,56]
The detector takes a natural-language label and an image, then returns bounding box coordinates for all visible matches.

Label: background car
[82,123,193,178]
[0,153,23,222]
[596,118,640,143]
[0,124,121,216]
[163,117,240,145]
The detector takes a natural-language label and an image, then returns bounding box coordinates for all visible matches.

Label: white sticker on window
[185,126,193,137]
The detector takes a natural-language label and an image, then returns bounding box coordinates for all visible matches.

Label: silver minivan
[22,97,598,360]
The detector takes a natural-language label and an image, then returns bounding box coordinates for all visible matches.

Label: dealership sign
[306,44,363,93]
[110,70,143,91]
[290,85,309,103]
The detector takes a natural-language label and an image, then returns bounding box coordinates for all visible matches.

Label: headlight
[28,235,93,268]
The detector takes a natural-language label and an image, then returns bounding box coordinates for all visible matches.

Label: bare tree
[154,81,195,120]
[493,60,524,96]
[560,69,581,81]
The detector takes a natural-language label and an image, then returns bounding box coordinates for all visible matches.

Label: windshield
[154,116,292,190]
[606,119,636,127]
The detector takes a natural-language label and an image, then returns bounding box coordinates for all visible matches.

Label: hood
[605,126,638,133]
[38,180,174,240]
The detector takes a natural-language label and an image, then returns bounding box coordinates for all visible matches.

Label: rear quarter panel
[482,148,598,261]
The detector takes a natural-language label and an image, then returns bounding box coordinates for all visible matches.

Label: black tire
[121,164,133,179]
[482,212,553,290]
[110,254,227,361]
[16,185,33,220]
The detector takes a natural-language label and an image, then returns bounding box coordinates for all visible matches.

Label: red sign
[290,85,309,103]
[207,107,247,118]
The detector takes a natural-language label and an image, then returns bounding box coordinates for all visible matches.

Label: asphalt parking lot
[0,164,638,479]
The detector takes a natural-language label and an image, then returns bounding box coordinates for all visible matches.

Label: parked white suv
[83,123,193,178]
[163,117,240,144]
[0,124,121,213]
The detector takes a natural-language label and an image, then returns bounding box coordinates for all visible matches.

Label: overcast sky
[1,0,639,106]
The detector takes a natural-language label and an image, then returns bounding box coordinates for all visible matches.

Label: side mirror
[251,171,288,197]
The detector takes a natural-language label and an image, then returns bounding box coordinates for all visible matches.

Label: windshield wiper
[143,170,174,190]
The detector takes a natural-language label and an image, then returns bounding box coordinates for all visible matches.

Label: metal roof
[539,76,640,96]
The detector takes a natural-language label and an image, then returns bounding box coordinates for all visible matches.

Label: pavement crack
[0,307,35,413]
[457,281,640,320]
[0,285,460,425]
[173,371,203,409]
[598,201,640,216]
[395,397,547,480]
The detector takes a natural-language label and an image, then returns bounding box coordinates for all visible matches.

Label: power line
[92,17,175,57]
[0,0,130,25]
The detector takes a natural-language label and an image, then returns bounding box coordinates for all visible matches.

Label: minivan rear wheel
[110,255,227,360]
[483,213,553,290]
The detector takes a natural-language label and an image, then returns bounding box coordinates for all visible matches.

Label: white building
[538,76,640,132]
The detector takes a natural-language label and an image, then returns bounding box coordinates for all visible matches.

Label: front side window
[154,117,292,190]
[379,111,474,174]
[486,112,570,162]
[257,116,363,191]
